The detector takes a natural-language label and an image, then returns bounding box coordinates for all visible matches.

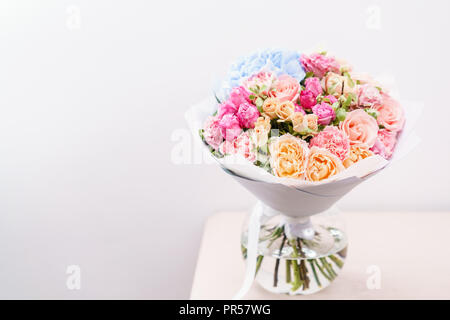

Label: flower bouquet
[186,49,418,297]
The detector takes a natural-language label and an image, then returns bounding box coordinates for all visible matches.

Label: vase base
[241,210,347,295]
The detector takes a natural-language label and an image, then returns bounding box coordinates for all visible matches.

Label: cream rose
[305,114,319,132]
[291,112,306,133]
[322,72,343,97]
[340,109,379,148]
[276,101,295,121]
[291,113,318,135]
[269,134,309,179]
[343,145,374,168]
[254,116,271,147]
[322,72,357,99]
[262,98,279,119]
[305,147,345,182]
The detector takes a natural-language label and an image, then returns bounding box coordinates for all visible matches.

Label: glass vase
[240,205,347,295]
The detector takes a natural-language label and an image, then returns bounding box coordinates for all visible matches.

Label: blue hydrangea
[227,49,306,89]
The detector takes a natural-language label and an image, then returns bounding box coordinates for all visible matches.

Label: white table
[191,211,450,300]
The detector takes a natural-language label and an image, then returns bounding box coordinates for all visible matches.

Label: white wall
[0,0,448,299]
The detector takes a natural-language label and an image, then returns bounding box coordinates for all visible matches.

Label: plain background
[0,0,449,299]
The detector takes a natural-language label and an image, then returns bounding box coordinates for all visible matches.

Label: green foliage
[300,72,314,86]
[343,71,355,88]
[339,93,356,111]
[364,108,378,119]
[214,93,222,104]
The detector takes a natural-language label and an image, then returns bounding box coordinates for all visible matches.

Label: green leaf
[364,108,378,119]
[301,72,314,86]
[331,101,340,111]
[343,95,353,110]
[214,93,222,104]
[199,129,205,141]
[255,97,264,113]
[335,108,347,122]
[249,87,258,94]
[255,97,263,107]
[343,72,355,88]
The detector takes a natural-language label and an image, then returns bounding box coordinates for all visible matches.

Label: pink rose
[377,129,397,159]
[312,102,336,125]
[340,109,379,148]
[219,113,242,141]
[229,86,251,107]
[234,131,256,162]
[300,53,340,78]
[203,116,223,150]
[217,100,237,119]
[373,93,405,132]
[243,71,276,96]
[358,84,382,107]
[299,90,316,109]
[269,74,300,102]
[304,77,322,97]
[322,95,338,105]
[310,126,350,161]
[370,138,387,159]
[236,102,260,128]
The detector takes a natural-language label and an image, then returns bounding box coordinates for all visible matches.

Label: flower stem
[241,245,247,259]
[320,257,336,280]
[329,254,344,269]
[286,260,291,283]
[308,259,321,288]
[313,259,332,282]
[289,239,303,292]
[255,255,263,276]
[297,239,310,290]
[273,233,287,287]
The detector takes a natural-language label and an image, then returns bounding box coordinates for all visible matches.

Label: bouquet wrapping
[186,49,420,297]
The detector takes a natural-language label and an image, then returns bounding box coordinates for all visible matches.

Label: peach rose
[322,72,357,99]
[305,114,318,132]
[269,75,300,102]
[343,145,374,168]
[322,72,343,97]
[276,101,295,121]
[262,98,279,119]
[291,113,318,135]
[305,147,345,182]
[373,94,405,132]
[254,116,271,147]
[269,134,309,179]
[340,109,379,148]
[291,112,306,133]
